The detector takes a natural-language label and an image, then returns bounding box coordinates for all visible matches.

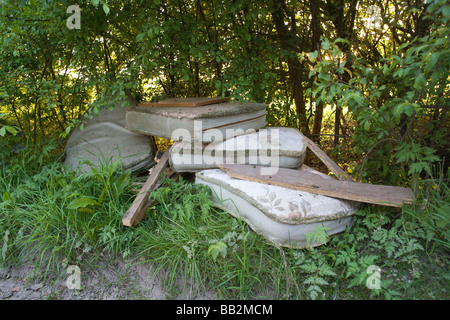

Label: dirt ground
[0,256,216,300]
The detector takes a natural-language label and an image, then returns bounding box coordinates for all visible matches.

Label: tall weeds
[0,140,448,299]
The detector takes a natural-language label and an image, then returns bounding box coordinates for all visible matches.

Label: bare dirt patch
[0,256,216,300]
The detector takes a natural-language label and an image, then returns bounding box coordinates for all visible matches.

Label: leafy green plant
[0,113,18,136]
[305,225,330,247]
[306,1,449,185]
[67,196,99,211]
[403,166,450,251]
[134,176,219,294]
[292,249,337,300]
[208,241,228,261]
[0,138,138,276]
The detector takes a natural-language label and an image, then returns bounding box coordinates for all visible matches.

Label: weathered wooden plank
[303,136,353,181]
[122,146,171,227]
[131,166,175,192]
[217,164,414,207]
[139,171,180,216]
[137,97,229,107]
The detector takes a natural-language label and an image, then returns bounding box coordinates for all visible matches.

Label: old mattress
[125,101,267,142]
[170,127,307,172]
[195,167,360,248]
[64,92,155,173]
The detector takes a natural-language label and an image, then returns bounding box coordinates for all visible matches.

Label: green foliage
[0,143,448,298]
[404,167,450,251]
[305,225,330,247]
[0,113,17,136]
[0,140,136,272]
[307,0,449,185]
[0,113,24,163]
[1,0,445,155]
[394,142,441,178]
[0,0,449,300]
[148,175,214,223]
[67,196,99,211]
[293,249,337,300]
[208,241,228,261]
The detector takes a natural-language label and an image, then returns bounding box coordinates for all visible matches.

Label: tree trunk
[334,107,341,146]
[271,0,309,134]
[272,0,310,134]
[288,58,308,133]
[310,0,324,143]
[325,0,358,145]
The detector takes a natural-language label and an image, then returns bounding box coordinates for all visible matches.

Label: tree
[308,0,449,185]
[0,0,447,187]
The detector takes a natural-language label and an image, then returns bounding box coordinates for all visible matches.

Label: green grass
[0,143,449,300]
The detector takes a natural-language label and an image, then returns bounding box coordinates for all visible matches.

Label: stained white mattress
[195,167,360,248]
[170,127,307,172]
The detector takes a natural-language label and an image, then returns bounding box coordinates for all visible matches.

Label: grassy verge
[0,144,448,299]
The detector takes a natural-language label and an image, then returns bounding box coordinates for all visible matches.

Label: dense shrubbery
[1,0,448,187]
[0,0,448,299]
[308,1,449,185]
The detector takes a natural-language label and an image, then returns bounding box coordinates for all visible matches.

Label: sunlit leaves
[308,51,318,62]
[103,4,110,15]
[307,0,448,183]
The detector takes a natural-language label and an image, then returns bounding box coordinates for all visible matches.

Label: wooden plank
[217,164,414,208]
[137,97,229,107]
[139,171,180,216]
[303,136,353,181]
[122,146,171,227]
[131,167,176,193]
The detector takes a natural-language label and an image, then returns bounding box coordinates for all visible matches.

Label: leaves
[308,50,318,62]
[394,142,440,177]
[0,124,18,137]
[413,73,427,90]
[67,197,99,210]
[2,191,11,201]
[208,241,227,261]
[305,225,330,246]
[294,249,337,300]
[308,15,448,184]
[102,4,110,15]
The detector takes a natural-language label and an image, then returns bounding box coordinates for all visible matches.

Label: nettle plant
[307,1,449,186]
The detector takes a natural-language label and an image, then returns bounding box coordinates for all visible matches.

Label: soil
[0,256,216,300]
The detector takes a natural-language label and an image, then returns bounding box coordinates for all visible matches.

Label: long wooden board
[303,136,353,181]
[122,146,171,226]
[218,164,414,207]
[137,97,229,107]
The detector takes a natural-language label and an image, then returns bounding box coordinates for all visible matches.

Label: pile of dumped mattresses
[124,97,360,248]
[67,94,413,248]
